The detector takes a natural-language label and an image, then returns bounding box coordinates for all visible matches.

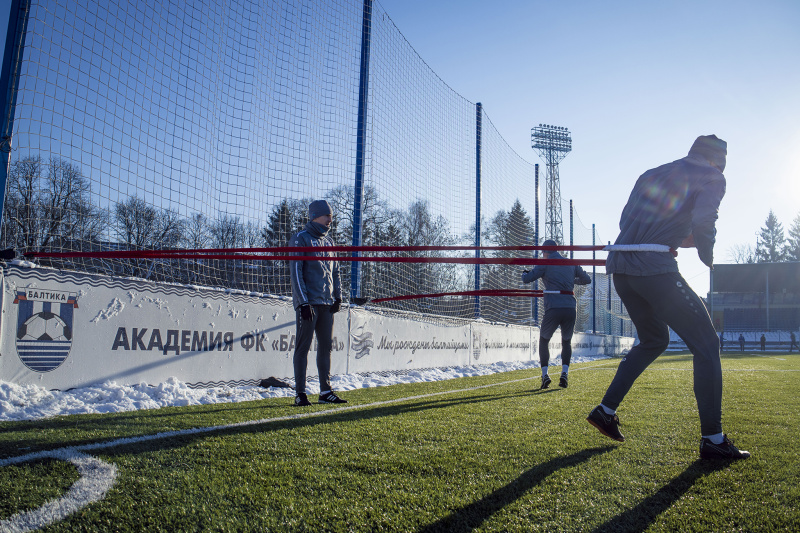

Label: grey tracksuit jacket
[289,222,342,309]
[522,251,592,310]
[606,153,726,275]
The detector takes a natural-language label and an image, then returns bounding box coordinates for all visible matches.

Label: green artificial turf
[1,352,798,532]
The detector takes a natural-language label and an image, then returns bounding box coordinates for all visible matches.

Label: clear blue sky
[1,0,798,298]
[376,0,800,297]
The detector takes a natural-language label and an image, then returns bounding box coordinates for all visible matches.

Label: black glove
[522,270,530,274]
[300,304,314,321]
[330,298,342,314]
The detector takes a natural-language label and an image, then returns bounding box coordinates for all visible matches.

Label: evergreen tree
[756,210,787,262]
[481,200,534,324]
[261,199,307,295]
[506,200,534,248]
[786,212,800,262]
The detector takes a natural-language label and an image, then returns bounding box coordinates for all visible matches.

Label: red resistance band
[24,252,605,267]
[25,243,606,259]
[372,289,574,303]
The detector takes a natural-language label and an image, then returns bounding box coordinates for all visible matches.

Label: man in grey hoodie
[523,239,592,389]
[290,199,346,406]
[586,135,749,460]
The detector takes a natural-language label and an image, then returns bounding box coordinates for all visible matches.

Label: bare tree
[180,213,212,285]
[241,221,263,291]
[208,213,247,289]
[326,185,398,300]
[114,197,183,248]
[114,197,158,250]
[399,200,458,313]
[728,243,757,264]
[186,213,211,250]
[3,156,44,252]
[2,156,104,261]
[113,196,185,279]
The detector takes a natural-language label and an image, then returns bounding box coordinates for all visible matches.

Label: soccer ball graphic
[17,311,72,342]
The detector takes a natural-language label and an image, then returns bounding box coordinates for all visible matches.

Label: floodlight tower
[531,124,572,245]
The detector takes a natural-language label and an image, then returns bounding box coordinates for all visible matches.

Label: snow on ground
[0,355,611,421]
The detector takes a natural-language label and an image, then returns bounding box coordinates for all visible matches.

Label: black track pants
[539,307,577,367]
[293,304,334,394]
[601,272,722,435]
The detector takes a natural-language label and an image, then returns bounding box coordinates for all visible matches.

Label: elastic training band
[603,244,673,252]
[21,252,607,267]
[24,244,607,258]
[370,289,573,303]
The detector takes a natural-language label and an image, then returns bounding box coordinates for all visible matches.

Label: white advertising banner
[0,264,634,390]
[471,321,533,365]
[0,264,347,390]
[346,307,472,373]
[541,333,634,360]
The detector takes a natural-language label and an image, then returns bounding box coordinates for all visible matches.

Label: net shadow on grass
[416,446,615,533]
[590,459,732,533]
[0,390,526,459]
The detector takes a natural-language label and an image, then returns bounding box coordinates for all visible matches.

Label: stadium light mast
[531,124,572,245]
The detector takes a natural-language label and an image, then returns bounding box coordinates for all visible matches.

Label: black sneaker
[294,393,311,407]
[559,373,568,388]
[587,405,625,442]
[700,435,750,460]
[318,392,347,404]
[540,375,552,389]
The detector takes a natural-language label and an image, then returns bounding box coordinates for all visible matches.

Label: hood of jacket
[688,134,726,172]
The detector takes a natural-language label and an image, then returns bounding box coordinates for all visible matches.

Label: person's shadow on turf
[417,446,614,533]
[590,459,733,532]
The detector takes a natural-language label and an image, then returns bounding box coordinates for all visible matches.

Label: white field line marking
[1,363,618,531]
[753,354,787,360]
[0,450,116,533]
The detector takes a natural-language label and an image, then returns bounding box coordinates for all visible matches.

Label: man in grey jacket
[523,240,592,389]
[586,135,749,460]
[290,199,346,406]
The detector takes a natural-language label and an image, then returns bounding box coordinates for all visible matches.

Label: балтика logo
[14,288,79,372]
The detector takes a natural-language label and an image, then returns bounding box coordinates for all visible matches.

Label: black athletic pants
[601,272,723,436]
[539,307,577,368]
[293,304,334,395]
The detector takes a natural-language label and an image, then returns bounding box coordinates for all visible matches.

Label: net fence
[0,0,630,332]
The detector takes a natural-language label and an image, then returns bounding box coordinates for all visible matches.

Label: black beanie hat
[308,200,332,220]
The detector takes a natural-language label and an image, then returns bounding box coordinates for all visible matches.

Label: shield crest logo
[14,289,79,372]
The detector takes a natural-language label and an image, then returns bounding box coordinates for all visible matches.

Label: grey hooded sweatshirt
[289,221,342,309]
[606,135,727,276]
[522,250,592,310]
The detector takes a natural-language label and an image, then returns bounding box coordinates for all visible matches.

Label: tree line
[0,155,544,324]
